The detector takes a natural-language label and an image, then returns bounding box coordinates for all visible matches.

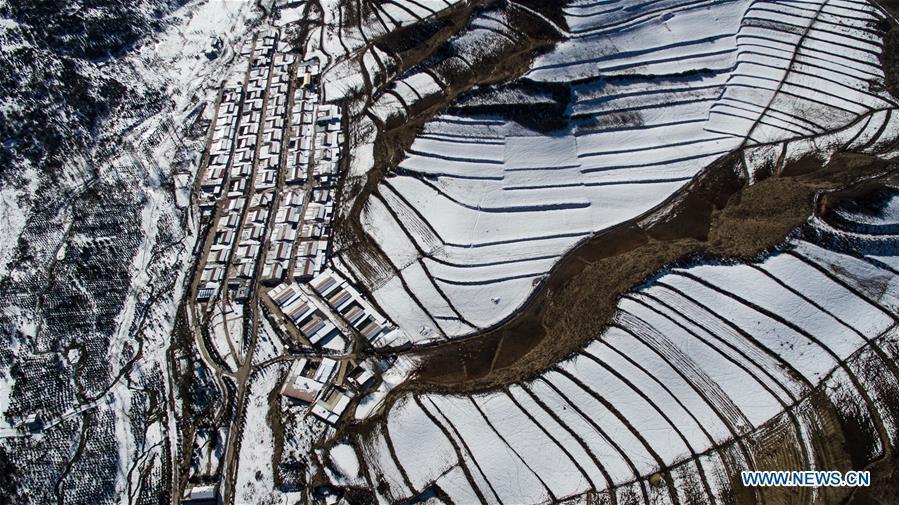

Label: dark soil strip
[426,252,558,269]
[405,147,504,165]
[578,350,704,505]
[350,437,378,493]
[369,194,477,325]
[380,419,417,496]
[432,270,545,286]
[749,260,899,384]
[367,4,395,35]
[403,0,438,15]
[554,367,677,505]
[517,383,616,498]
[522,377,628,505]
[621,292,814,498]
[379,182,448,249]
[467,397,558,502]
[412,395,488,505]
[614,308,752,428]
[608,318,762,502]
[536,375,644,503]
[654,280,815,391]
[856,109,893,151]
[674,270,892,463]
[341,196,453,340]
[843,113,875,148]
[785,248,899,324]
[742,0,831,145]
[597,332,720,445]
[375,4,402,27]
[421,396,502,503]
[383,0,425,22]
[625,293,796,408]
[415,175,591,213]
[370,190,477,327]
[504,387,600,492]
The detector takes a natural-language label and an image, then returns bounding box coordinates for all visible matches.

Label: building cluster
[309,270,402,347]
[286,60,320,185]
[267,269,404,350]
[266,266,410,425]
[197,30,286,301]
[290,81,341,281]
[257,61,319,284]
[191,27,405,428]
[265,268,412,424]
[280,356,379,424]
[309,103,343,186]
[261,187,303,283]
[195,26,348,304]
[268,282,341,347]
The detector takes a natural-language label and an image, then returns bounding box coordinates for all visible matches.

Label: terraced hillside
[330,0,899,344]
[307,0,899,502]
[1,0,899,503]
[334,192,899,503]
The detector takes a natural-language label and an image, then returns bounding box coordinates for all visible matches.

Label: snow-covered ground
[0,363,14,435]
[335,213,899,502]
[344,0,899,343]
[4,0,899,501]
[0,0,267,501]
[233,364,297,504]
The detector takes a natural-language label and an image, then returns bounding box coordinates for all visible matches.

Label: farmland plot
[5,0,899,499]
[334,192,899,503]
[345,0,899,342]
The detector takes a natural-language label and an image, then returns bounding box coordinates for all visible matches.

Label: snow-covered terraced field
[344,0,899,342]
[308,0,464,102]
[4,0,898,499]
[335,204,899,502]
[706,0,899,144]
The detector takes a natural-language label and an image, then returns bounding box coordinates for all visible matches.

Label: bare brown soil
[848,452,899,505]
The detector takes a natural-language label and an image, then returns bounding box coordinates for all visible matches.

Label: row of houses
[287,101,341,280]
[255,63,335,286]
[311,103,342,186]
[310,269,404,347]
[294,191,333,272]
[261,188,304,283]
[254,49,294,193]
[268,282,342,347]
[197,30,282,301]
[200,31,278,209]
[197,30,294,301]
[252,57,410,427]
[200,77,242,203]
[285,62,321,185]
[226,33,292,295]
[197,45,343,303]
